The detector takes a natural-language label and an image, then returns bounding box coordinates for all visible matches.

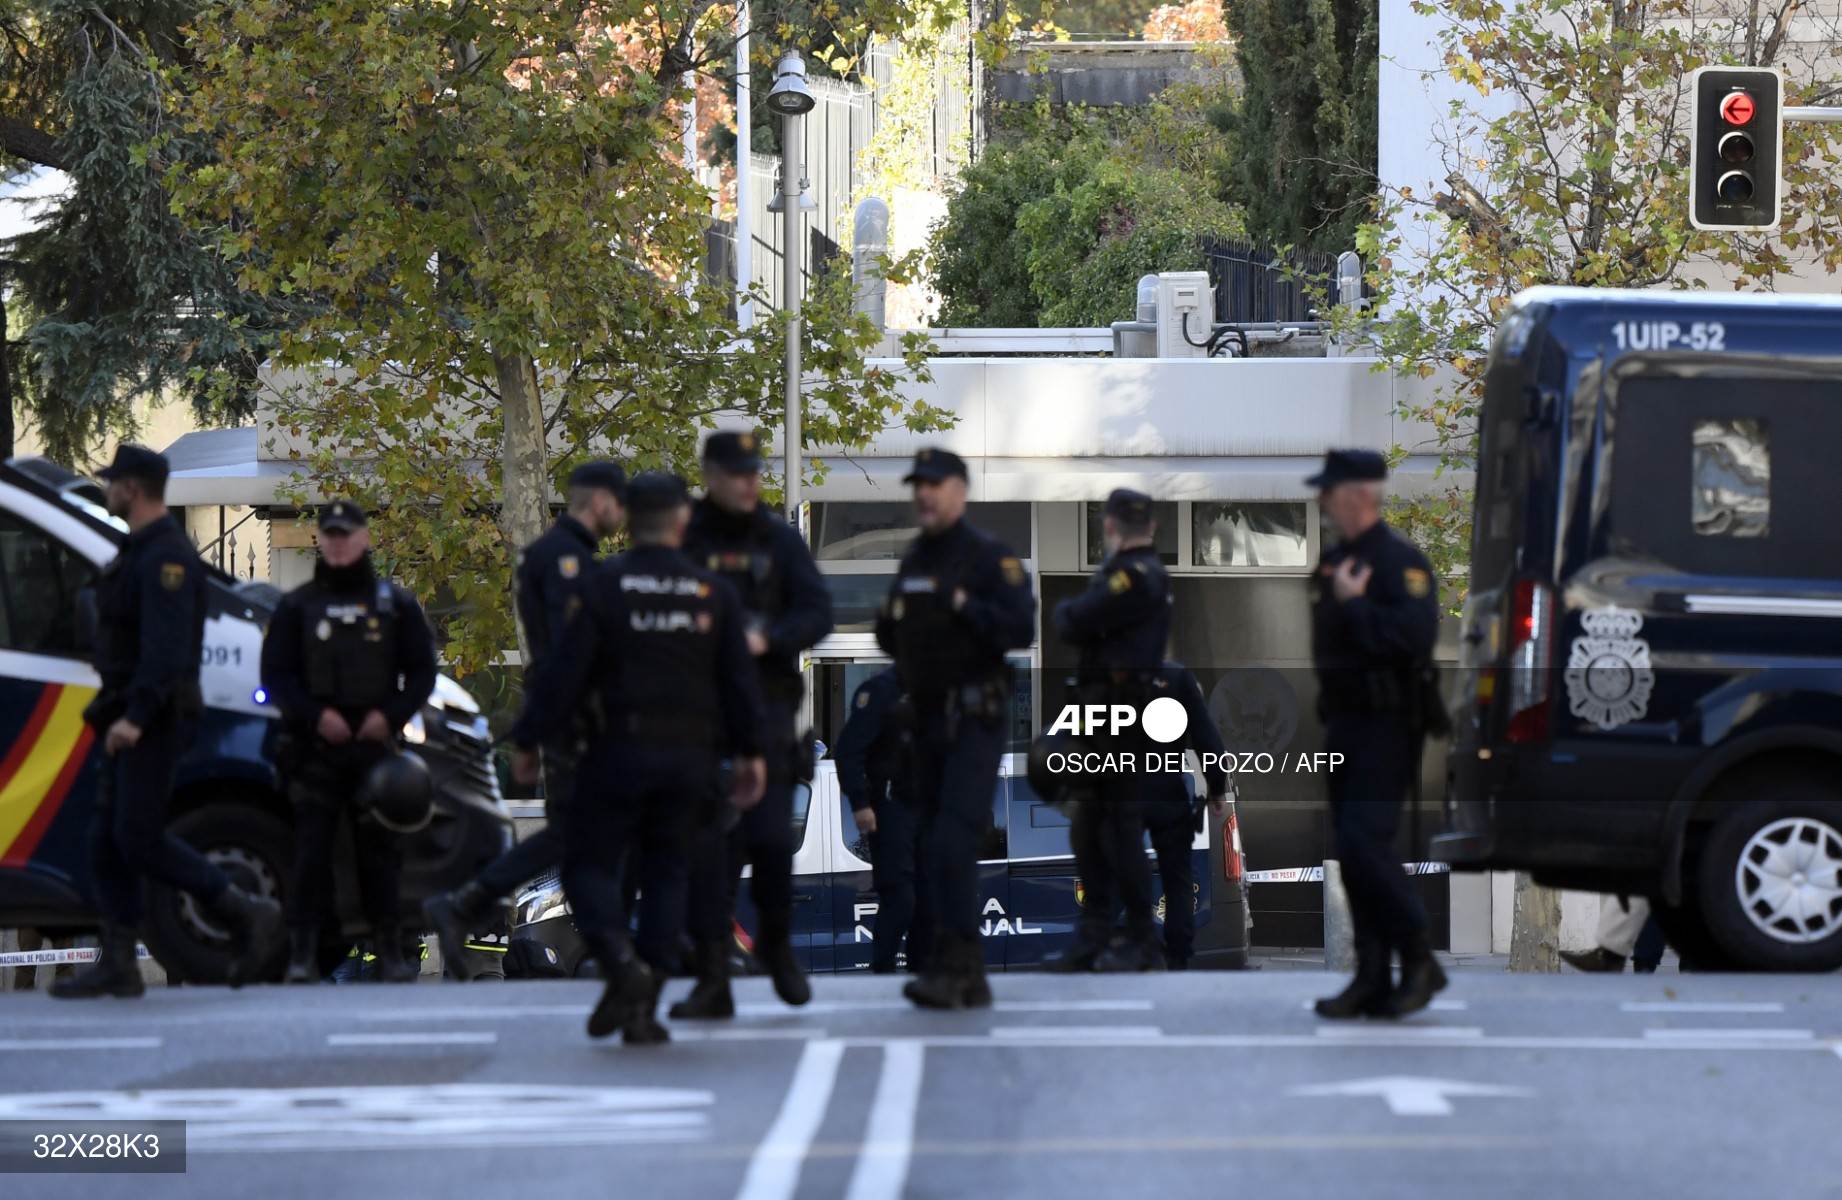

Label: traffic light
[1689,66,1783,231]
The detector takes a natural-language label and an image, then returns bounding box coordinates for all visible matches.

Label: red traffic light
[1720,91,1756,125]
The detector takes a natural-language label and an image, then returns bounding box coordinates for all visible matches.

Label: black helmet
[358,751,435,832]
[1026,730,1089,808]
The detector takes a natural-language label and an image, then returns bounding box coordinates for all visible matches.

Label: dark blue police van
[0,457,513,982]
[1435,287,1842,972]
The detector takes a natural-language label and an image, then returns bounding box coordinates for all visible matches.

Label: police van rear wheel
[1697,778,1842,973]
[142,804,292,985]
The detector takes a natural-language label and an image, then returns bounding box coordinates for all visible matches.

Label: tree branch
[0,117,68,171]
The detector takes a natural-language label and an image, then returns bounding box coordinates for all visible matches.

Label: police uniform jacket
[684,499,833,705]
[874,518,1036,709]
[508,544,765,757]
[260,557,439,735]
[1144,662,1230,806]
[833,668,912,810]
[515,513,599,670]
[1052,543,1172,674]
[1310,521,1439,715]
[93,514,207,729]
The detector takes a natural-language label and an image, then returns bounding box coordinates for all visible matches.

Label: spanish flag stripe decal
[0,685,96,864]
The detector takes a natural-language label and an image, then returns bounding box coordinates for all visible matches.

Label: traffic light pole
[1786,107,1842,123]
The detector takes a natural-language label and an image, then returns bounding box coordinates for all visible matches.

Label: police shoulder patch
[856,690,871,709]
[1000,556,1025,587]
[1107,569,1132,595]
[159,561,186,591]
[1403,567,1432,599]
[558,555,580,579]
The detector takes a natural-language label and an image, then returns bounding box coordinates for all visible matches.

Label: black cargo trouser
[1325,713,1428,948]
[868,791,932,971]
[474,743,576,898]
[1070,773,1157,948]
[684,702,798,947]
[90,715,230,927]
[563,741,702,972]
[913,708,1006,943]
[287,739,400,933]
[1144,795,1197,965]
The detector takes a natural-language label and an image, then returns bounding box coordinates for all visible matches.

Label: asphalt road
[1,968,1839,1198]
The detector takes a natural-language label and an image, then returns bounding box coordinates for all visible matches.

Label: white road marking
[1315,1026,1485,1040]
[671,1029,828,1042]
[0,1037,162,1051]
[1290,1076,1533,1117]
[990,1026,1163,1039]
[326,1032,498,1047]
[1642,1028,1813,1041]
[844,1041,926,1200]
[1299,999,1468,1013]
[1620,1002,1786,1014]
[736,1038,846,1200]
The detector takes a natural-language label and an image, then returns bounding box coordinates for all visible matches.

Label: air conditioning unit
[1155,271,1214,359]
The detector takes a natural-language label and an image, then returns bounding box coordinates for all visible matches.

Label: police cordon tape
[1243,862,1451,884]
[0,945,154,967]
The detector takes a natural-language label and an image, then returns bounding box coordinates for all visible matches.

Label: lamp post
[766,51,815,524]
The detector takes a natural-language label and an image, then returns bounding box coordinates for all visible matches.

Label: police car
[0,456,513,982]
[1436,287,1842,972]
[510,752,1252,976]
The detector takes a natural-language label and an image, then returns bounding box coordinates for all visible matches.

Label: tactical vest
[697,510,784,624]
[302,580,402,711]
[888,549,992,703]
[598,566,725,746]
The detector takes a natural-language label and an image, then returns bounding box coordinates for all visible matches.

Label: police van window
[1084,501,1178,567]
[0,512,94,655]
[790,779,814,849]
[818,572,894,632]
[1192,502,1309,568]
[812,502,1031,562]
[1692,419,1770,538]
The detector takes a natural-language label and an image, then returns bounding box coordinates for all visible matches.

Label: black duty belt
[604,711,718,749]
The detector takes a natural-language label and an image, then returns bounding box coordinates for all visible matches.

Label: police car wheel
[1697,777,1842,973]
[141,803,292,985]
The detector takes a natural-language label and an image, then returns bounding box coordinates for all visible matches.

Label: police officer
[1049,488,1172,973]
[508,472,766,1043]
[424,461,626,977]
[673,431,833,1019]
[1306,450,1444,1019]
[1137,662,1231,970]
[261,501,438,984]
[876,448,1035,1009]
[53,446,282,998]
[833,667,932,974]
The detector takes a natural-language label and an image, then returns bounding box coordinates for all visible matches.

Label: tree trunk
[494,348,549,663]
[1507,871,1561,973]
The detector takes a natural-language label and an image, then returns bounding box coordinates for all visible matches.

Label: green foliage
[1346,0,1842,585]
[175,0,947,678]
[930,89,1241,326]
[1212,0,1377,255]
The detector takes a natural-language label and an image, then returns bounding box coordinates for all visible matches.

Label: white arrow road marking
[736,1038,846,1200]
[1290,1077,1534,1117]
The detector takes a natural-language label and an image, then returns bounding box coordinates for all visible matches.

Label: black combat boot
[586,938,653,1040]
[49,926,144,1000]
[1313,934,1392,1020]
[1094,921,1167,973]
[623,972,671,1046]
[210,885,283,989]
[1382,933,1449,1018]
[668,940,735,1019]
[423,881,492,982]
[1559,947,1627,973]
[283,927,320,984]
[369,928,420,984]
[757,918,812,1007]
[1044,914,1112,973]
[904,935,989,1010]
[959,936,992,1009]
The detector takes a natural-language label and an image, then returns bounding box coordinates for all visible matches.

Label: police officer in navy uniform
[508,472,766,1043]
[1049,488,1172,972]
[261,501,438,984]
[833,667,932,974]
[877,448,1035,1009]
[54,446,282,999]
[424,461,626,977]
[672,431,833,1019]
[1306,450,1445,1019]
[1137,662,1232,970]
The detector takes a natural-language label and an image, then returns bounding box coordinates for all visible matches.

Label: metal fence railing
[1202,239,1344,324]
[704,220,842,321]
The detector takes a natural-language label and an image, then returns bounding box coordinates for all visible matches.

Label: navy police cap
[625,470,691,515]
[96,444,169,488]
[702,430,764,473]
[317,500,369,533]
[1305,449,1388,489]
[902,447,969,484]
[567,459,627,497]
[1104,487,1155,522]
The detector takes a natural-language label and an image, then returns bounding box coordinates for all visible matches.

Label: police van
[511,752,1253,976]
[1435,287,1842,972]
[0,456,513,982]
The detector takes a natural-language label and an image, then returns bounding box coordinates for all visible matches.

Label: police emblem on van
[1565,607,1654,730]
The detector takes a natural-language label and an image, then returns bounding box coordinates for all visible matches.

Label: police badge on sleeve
[1564,607,1654,731]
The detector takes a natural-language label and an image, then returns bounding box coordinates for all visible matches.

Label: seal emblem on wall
[1565,607,1654,731]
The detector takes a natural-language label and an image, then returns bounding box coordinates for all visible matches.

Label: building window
[1083,501,1179,567]
[811,502,1031,561]
[1692,418,1769,538]
[1192,502,1310,569]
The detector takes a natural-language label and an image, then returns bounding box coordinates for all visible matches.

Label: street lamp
[767,51,815,524]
